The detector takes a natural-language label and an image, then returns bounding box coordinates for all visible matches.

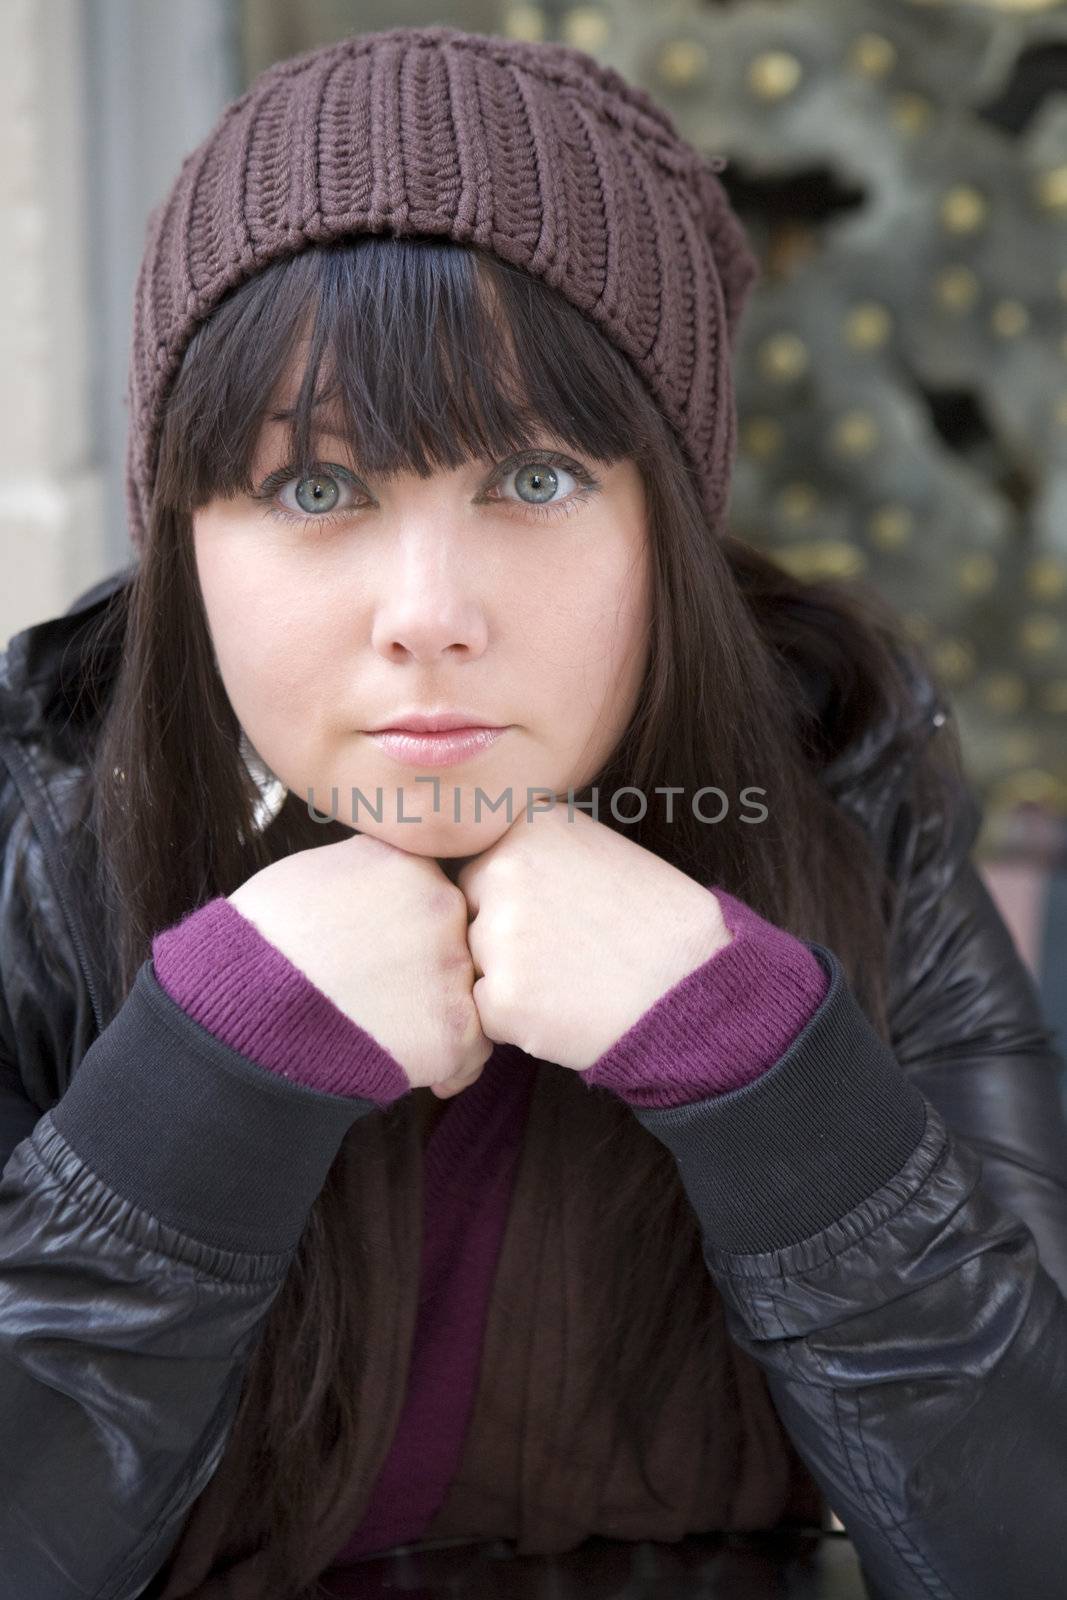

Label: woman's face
[192,375,651,861]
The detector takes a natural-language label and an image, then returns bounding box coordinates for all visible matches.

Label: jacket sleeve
[0,1054,40,1164]
[884,772,1067,1297]
[0,960,378,1600]
[630,773,1067,1600]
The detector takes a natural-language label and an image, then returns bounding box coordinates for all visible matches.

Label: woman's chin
[355,820,512,861]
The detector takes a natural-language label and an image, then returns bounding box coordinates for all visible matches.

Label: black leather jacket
[1,568,1066,1600]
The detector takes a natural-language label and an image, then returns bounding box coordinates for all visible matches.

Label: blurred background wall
[1,0,1065,1045]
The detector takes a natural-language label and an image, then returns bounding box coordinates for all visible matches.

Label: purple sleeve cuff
[580,888,831,1109]
[151,897,411,1105]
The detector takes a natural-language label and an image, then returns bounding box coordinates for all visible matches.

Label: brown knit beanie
[124,23,760,554]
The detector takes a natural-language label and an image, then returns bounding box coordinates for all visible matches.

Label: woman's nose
[370,559,489,664]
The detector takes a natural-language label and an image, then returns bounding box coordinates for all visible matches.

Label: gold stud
[742,417,785,458]
[656,37,708,87]
[1026,558,1067,600]
[935,265,981,312]
[772,541,866,580]
[868,505,914,549]
[981,672,1027,713]
[940,184,988,233]
[747,51,803,101]
[991,299,1030,338]
[562,6,611,51]
[757,332,810,381]
[932,638,977,682]
[1020,613,1061,653]
[993,769,1060,809]
[844,302,892,350]
[957,552,998,593]
[830,409,879,456]
[1034,164,1067,215]
[848,34,897,78]
[504,4,545,42]
[890,92,933,135]
[777,481,821,523]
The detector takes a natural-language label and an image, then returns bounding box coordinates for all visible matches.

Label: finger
[470,973,508,1043]
[454,855,481,914]
[465,912,486,980]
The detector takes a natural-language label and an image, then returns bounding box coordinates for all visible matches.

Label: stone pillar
[0,0,238,648]
[0,0,106,647]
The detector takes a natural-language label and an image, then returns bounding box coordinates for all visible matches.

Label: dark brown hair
[77,236,965,1595]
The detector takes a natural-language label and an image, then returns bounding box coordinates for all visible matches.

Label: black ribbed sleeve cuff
[50,958,378,1255]
[631,943,929,1255]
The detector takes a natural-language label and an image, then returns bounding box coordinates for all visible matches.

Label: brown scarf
[150,1059,824,1598]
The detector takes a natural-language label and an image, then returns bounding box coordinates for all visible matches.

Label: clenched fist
[227,832,491,1099]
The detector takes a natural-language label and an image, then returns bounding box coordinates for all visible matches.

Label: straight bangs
[155,235,679,521]
[79,220,948,1600]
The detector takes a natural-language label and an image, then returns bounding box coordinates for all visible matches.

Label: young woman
[1,24,1065,1600]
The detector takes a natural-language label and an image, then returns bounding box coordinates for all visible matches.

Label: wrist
[681,886,734,966]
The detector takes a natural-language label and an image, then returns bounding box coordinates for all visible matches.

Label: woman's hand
[227,833,492,1096]
[453,804,732,1074]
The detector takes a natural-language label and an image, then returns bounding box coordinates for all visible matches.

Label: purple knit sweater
[150,886,828,1572]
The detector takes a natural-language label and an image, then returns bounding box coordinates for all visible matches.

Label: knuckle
[426,881,465,920]
[443,993,474,1041]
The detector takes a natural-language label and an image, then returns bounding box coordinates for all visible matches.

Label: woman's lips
[366,726,510,767]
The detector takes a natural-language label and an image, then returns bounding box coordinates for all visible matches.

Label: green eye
[253,461,361,532]
[292,471,343,515]
[252,449,603,531]
[485,451,602,521]
[515,461,560,503]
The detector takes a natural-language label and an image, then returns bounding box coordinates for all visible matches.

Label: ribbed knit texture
[124,24,759,553]
[582,888,830,1108]
[150,888,828,1112]
[148,884,830,1570]
[151,898,410,1104]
